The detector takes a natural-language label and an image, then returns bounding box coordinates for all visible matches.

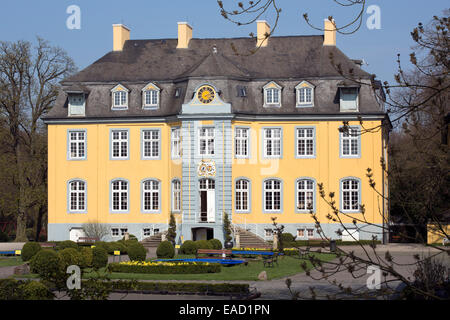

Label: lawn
[0,257,24,267]
[82,253,336,281]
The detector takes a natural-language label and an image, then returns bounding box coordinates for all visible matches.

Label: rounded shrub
[79,247,93,268]
[92,247,108,269]
[208,239,223,250]
[179,240,197,255]
[156,241,175,258]
[21,242,42,261]
[126,242,147,261]
[92,241,109,252]
[58,248,82,270]
[30,250,62,281]
[108,241,127,255]
[195,240,213,250]
[20,281,53,300]
[57,240,78,250]
[281,233,295,243]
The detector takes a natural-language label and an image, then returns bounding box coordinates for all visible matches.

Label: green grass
[0,257,24,267]
[82,253,336,281]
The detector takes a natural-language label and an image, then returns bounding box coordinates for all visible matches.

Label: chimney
[256,20,270,47]
[323,19,336,46]
[113,24,130,51]
[177,22,193,49]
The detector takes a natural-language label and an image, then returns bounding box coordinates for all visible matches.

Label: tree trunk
[35,205,46,242]
[14,145,28,242]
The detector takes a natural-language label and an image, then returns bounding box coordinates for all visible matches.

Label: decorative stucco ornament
[197,160,216,177]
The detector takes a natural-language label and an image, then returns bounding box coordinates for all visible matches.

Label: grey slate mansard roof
[44,35,387,121]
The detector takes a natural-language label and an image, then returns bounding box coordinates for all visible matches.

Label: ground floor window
[297,229,305,237]
[307,228,314,238]
[143,228,151,237]
[264,228,273,239]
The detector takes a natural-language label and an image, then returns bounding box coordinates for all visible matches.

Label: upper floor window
[263,128,282,158]
[340,126,361,158]
[235,179,250,213]
[341,178,361,213]
[111,129,129,160]
[263,179,282,213]
[111,84,129,110]
[340,87,359,111]
[142,129,160,159]
[142,179,160,213]
[263,81,282,107]
[68,93,86,116]
[172,179,181,212]
[296,179,315,212]
[171,127,181,159]
[111,179,129,213]
[235,127,249,158]
[68,130,86,160]
[296,81,314,107]
[296,127,315,158]
[68,180,86,213]
[199,127,215,156]
[142,83,160,109]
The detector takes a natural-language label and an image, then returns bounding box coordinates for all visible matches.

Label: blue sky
[0,0,448,84]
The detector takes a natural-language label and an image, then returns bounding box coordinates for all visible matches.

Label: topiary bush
[58,248,82,270]
[280,233,295,243]
[30,250,62,281]
[156,241,175,258]
[126,242,147,261]
[92,241,109,252]
[79,247,93,268]
[57,240,78,250]
[92,247,108,269]
[107,241,127,255]
[19,281,54,300]
[195,240,213,250]
[179,240,197,255]
[21,242,42,261]
[208,239,223,250]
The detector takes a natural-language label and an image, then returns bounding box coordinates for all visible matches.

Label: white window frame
[171,127,181,159]
[263,128,282,158]
[142,179,161,213]
[296,127,315,158]
[141,129,160,160]
[263,179,282,213]
[111,179,129,213]
[67,130,87,160]
[68,180,87,213]
[143,228,152,238]
[235,179,250,213]
[199,127,215,156]
[341,178,361,213]
[110,129,129,160]
[340,87,359,111]
[235,127,249,158]
[263,81,282,107]
[171,179,181,213]
[264,228,274,239]
[297,228,305,238]
[111,84,129,110]
[111,228,120,237]
[68,93,86,116]
[296,81,315,107]
[142,83,160,109]
[296,179,315,212]
[340,126,361,158]
[307,228,314,238]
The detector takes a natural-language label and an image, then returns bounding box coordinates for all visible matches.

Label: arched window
[68,180,86,213]
[111,179,129,212]
[235,179,250,213]
[142,179,160,213]
[263,179,282,212]
[296,179,315,212]
[172,179,181,212]
[341,178,361,212]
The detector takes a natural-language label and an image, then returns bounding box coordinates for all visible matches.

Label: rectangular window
[263,128,282,157]
[113,91,127,109]
[142,129,160,159]
[297,229,305,237]
[120,228,128,236]
[111,180,128,212]
[340,88,359,111]
[68,180,86,213]
[264,180,282,212]
[172,180,181,212]
[341,127,360,157]
[143,228,151,237]
[143,180,160,212]
[235,179,250,212]
[264,229,273,238]
[171,127,181,159]
[307,229,314,238]
[144,90,158,107]
[296,128,315,157]
[111,130,128,159]
[265,88,280,105]
[342,179,360,212]
[68,130,86,160]
[199,128,215,156]
[297,179,314,212]
[111,228,119,237]
[235,128,249,158]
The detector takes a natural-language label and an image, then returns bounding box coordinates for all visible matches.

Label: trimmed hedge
[0,279,53,300]
[107,262,221,274]
[127,242,147,261]
[58,248,82,269]
[156,241,175,258]
[92,247,108,269]
[30,250,62,281]
[179,240,197,255]
[280,233,295,243]
[283,239,382,248]
[21,242,42,261]
[208,239,223,250]
[57,240,78,250]
[79,247,93,268]
[195,240,213,250]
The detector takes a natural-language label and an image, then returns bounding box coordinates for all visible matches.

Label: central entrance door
[199,178,215,223]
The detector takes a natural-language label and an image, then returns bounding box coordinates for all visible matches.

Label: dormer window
[142,82,160,109]
[339,83,359,112]
[111,84,129,110]
[296,81,314,107]
[263,81,282,107]
[68,93,86,116]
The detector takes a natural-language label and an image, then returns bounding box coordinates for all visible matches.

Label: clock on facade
[197,85,216,104]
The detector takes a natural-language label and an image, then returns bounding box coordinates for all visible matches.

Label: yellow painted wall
[48,123,181,225]
[427,224,449,244]
[231,120,387,226]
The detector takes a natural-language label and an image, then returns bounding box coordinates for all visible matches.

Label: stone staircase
[141,233,163,248]
[234,226,271,249]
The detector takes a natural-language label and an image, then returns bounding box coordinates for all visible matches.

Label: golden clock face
[197,85,215,104]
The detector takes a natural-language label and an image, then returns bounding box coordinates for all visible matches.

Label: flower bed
[107,261,221,274]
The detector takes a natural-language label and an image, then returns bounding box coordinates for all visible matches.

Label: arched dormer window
[296,81,314,107]
[142,82,160,109]
[111,84,129,110]
[263,81,282,107]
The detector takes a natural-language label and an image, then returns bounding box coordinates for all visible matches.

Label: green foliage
[126,242,147,261]
[0,279,22,300]
[19,281,54,300]
[58,248,82,270]
[21,242,42,261]
[121,234,138,241]
[179,240,197,255]
[92,241,109,252]
[167,213,177,244]
[0,231,9,242]
[195,240,213,250]
[223,212,233,243]
[107,241,127,255]
[156,241,175,258]
[26,228,34,241]
[108,262,221,274]
[281,233,295,243]
[208,239,223,250]
[57,240,78,250]
[92,247,108,270]
[29,250,63,281]
[79,247,93,268]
